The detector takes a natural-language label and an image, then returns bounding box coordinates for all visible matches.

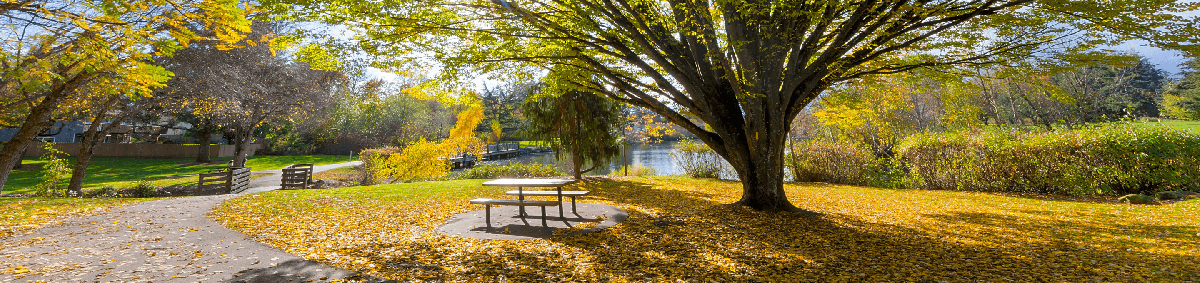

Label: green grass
[0,197,149,239]
[517,140,553,147]
[1140,119,1200,133]
[213,177,1200,281]
[2,155,353,194]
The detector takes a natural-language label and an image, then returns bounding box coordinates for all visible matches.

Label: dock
[448,142,527,169]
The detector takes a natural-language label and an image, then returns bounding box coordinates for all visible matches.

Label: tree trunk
[67,104,129,195]
[231,126,254,167]
[195,123,213,163]
[66,112,107,195]
[0,72,91,192]
[571,149,583,180]
[12,149,26,170]
[726,126,803,213]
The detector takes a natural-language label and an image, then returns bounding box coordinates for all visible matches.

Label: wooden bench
[469,198,560,228]
[280,163,314,190]
[504,190,589,213]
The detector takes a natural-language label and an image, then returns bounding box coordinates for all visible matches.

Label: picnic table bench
[469,198,559,227]
[503,190,589,213]
[470,178,582,228]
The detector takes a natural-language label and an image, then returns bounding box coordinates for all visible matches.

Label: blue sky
[1116,40,1191,77]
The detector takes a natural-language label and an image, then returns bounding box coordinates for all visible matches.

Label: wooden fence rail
[198,167,252,194]
[281,163,313,190]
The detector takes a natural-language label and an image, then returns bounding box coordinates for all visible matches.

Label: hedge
[786,123,1200,195]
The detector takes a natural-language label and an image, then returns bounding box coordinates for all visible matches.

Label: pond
[472,141,687,176]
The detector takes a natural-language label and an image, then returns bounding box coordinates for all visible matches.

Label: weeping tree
[266,0,1200,212]
[522,80,623,180]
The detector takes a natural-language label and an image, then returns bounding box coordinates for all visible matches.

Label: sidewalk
[238,161,362,194]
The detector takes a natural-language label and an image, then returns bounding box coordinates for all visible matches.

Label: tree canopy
[264,0,1199,211]
[0,0,250,192]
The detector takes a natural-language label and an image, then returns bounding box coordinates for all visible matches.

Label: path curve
[0,161,387,282]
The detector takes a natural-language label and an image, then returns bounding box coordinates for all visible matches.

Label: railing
[199,166,252,194]
[281,163,314,190]
[484,142,520,154]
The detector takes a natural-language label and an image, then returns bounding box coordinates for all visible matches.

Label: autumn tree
[157,21,341,167]
[0,0,250,192]
[522,78,623,180]
[266,0,1200,211]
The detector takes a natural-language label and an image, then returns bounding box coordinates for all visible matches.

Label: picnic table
[471,178,587,228]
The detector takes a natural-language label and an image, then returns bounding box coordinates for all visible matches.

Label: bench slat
[504,190,589,196]
[469,198,559,206]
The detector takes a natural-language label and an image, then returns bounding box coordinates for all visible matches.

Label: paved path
[240,161,362,194]
[0,161,386,282]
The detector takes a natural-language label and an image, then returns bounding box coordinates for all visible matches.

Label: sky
[1115,40,1191,77]
[362,41,1195,88]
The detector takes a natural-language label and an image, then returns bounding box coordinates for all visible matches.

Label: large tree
[268,0,1200,211]
[0,0,249,192]
[157,21,341,167]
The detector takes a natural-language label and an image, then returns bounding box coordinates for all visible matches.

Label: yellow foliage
[374,137,485,182]
[212,177,1200,281]
[489,120,503,143]
[449,106,484,138]
[815,75,916,144]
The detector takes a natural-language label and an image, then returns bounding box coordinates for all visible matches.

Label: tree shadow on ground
[248,178,1200,282]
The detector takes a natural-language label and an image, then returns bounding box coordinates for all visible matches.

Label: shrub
[132,181,158,197]
[363,137,487,183]
[613,165,656,177]
[672,139,725,179]
[358,146,401,185]
[457,163,564,179]
[785,140,894,186]
[897,123,1200,195]
[33,142,71,196]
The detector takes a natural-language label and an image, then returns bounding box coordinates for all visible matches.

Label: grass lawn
[517,140,551,147]
[212,177,1200,281]
[0,197,150,239]
[3,155,353,194]
[1141,119,1200,133]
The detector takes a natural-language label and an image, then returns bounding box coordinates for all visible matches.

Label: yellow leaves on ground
[0,198,142,240]
[211,177,1200,282]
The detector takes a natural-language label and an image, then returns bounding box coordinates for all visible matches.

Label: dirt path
[0,161,387,282]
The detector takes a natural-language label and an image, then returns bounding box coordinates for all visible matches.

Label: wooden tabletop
[481,178,577,187]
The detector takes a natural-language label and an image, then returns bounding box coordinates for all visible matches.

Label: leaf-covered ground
[212,177,1200,281]
[0,197,147,239]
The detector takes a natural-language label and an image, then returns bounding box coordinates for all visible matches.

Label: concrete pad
[437,203,628,240]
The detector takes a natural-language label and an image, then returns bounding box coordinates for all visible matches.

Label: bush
[613,165,656,177]
[457,163,563,179]
[672,139,725,179]
[132,181,158,197]
[785,140,894,186]
[358,146,401,185]
[375,137,486,183]
[33,142,71,196]
[897,123,1200,195]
